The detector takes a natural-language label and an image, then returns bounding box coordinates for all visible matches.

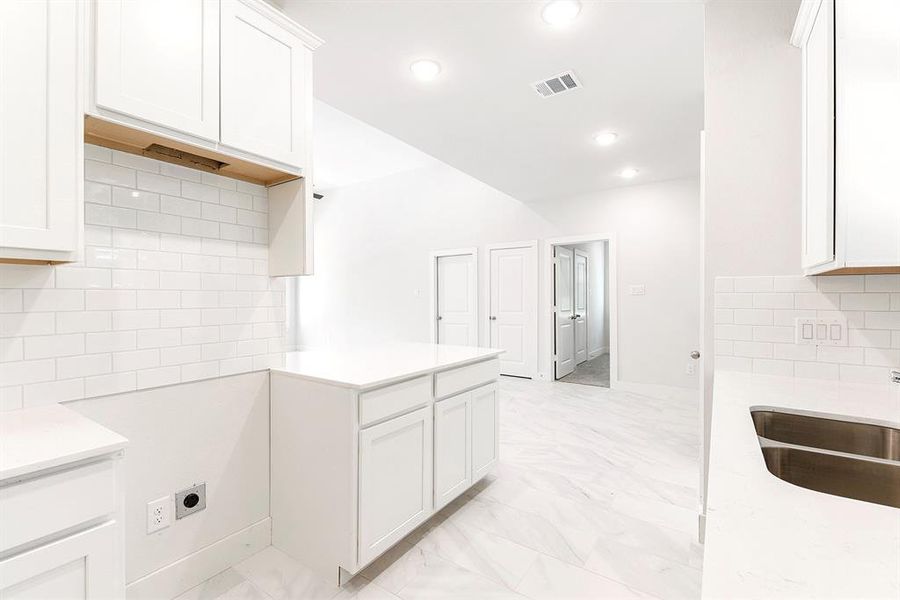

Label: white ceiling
[283,1,704,203]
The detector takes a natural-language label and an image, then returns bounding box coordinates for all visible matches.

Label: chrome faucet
[892,369,900,384]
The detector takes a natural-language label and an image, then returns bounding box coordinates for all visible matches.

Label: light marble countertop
[272,343,503,390]
[702,371,900,599]
[0,403,128,482]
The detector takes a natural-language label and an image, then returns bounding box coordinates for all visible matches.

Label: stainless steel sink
[751,409,900,460]
[752,408,900,509]
[760,443,900,509]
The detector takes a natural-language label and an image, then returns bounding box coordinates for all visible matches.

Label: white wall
[572,241,610,358]
[301,107,701,390]
[71,372,270,596]
[702,0,802,515]
[0,145,286,412]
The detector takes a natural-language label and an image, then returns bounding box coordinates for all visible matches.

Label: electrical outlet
[175,483,206,520]
[686,362,695,376]
[147,496,172,534]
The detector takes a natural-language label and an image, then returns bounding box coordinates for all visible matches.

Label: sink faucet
[892,369,900,384]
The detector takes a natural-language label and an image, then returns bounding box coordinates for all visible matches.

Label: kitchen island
[269,343,503,585]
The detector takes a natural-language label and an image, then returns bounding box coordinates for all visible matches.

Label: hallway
[558,353,611,388]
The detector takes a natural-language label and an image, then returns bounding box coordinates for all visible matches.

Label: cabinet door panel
[434,393,471,511]
[801,0,835,270]
[0,0,80,254]
[471,384,499,481]
[358,406,433,566]
[0,521,120,599]
[220,0,308,168]
[837,0,900,266]
[94,0,219,141]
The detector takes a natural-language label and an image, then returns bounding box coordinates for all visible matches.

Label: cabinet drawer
[359,376,431,428]
[434,359,499,400]
[0,459,117,553]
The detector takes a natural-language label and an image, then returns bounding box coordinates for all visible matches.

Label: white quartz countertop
[0,403,128,482]
[272,343,503,389]
[702,371,900,599]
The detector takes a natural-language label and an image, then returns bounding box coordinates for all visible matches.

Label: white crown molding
[791,0,823,48]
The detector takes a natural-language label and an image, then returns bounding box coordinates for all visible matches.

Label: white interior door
[489,245,537,378]
[574,250,588,365]
[436,254,477,346]
[554,246,575,379]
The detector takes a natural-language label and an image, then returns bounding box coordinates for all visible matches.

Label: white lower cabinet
[471,383,500,481]
[358,406,433,566]
[270,353,500,585]
[0,520,119,599]
[434,392,472,511]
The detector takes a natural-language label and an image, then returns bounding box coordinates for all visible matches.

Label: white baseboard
[126,518,271,600]
[612,380,696,402]
[588,346,609,359]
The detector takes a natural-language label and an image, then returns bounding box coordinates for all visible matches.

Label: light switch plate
[795,318,847,346]
[629,285,646,296]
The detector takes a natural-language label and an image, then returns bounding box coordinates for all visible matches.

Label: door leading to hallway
[488,243,537,378]
[435,252,477,345]
[554,246,575,379]
[574,249,588,365]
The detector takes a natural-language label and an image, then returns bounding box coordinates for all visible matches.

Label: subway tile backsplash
[0,145,285,411]
[715,275,900,383]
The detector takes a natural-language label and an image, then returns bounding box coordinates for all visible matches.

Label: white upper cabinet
[0,0,82,262]
[89,0,321,175]
[220,0,312,169]
[794,0,900,274]
[94,0,220,142]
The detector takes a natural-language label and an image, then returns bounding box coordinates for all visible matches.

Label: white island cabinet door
[358,406,433,566]
[93,0,220,141]
[471,383,499,481]
[0,0,81,259]
[0,520,120,599]
[220,0,310,169]
[434,392,471,511]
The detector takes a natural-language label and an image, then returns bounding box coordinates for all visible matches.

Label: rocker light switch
[796,318,847,346]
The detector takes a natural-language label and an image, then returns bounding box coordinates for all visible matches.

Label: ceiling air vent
[532,70,581,98]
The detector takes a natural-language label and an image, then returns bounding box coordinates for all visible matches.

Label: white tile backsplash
[0,145,284,410]
[716,275,900,384]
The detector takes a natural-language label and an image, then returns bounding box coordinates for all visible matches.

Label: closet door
[554,246,575,379]
[489,244,537,378]
[94,0,220,141]
[573,250,588,365]
[436,253,477,346]
[220,0,310,168]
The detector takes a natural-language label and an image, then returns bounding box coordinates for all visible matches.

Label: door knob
[691,351,700,360]
[437,316,442,321]
[489,316,497,320]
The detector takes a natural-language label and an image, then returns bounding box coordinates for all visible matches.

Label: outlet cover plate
[147,496,172,534]
[175,483,206,520]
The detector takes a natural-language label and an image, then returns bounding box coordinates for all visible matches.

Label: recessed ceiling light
[410,59,441,82]
[620,167,639,179]
[593,132,618,146]
[542,1,581,26]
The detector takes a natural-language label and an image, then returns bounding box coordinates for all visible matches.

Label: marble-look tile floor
[176,377,703,600]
